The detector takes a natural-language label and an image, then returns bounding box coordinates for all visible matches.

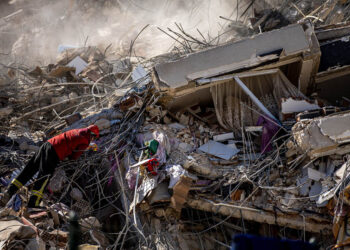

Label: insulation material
[210,70,305,132]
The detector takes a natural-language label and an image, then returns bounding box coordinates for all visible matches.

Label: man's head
[87,125,99,140]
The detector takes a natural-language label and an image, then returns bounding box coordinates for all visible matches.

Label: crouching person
[0,125,99,208]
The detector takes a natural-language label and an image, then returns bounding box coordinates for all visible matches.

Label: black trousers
[8,142,59,207]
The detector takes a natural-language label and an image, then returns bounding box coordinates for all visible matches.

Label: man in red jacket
[0,125,99,208]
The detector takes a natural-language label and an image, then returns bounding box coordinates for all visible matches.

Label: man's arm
[69,144,89,160]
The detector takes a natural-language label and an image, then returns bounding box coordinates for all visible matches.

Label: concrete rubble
[1,0,350,249]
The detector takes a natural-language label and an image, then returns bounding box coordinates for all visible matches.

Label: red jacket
[48,127,92,161]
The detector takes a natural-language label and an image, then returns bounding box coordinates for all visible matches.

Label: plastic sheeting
[210,70,305,133]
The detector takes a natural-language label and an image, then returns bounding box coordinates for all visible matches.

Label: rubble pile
[2,0,350,249]
[0,45,155,248]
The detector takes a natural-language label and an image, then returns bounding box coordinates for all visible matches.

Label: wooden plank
[299,59,314,94]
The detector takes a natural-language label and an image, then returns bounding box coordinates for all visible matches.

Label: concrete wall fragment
[292,111,350,158]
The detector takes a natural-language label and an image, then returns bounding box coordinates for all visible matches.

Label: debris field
[1,0,350,249]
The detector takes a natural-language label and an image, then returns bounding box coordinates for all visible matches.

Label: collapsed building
[1,1,350,249]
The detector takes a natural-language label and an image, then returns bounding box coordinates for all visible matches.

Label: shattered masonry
[1,0,350,249]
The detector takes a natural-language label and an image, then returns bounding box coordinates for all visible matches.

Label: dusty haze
[0,0,258,66]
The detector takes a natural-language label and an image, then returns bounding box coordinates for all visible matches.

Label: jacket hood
[87,125,99,138]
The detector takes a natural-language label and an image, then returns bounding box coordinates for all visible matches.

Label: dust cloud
[1,0,246,66]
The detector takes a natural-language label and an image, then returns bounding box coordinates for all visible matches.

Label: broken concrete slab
[281,97,320,118]
[154,24,311,90]
[187,198,332,234]
[317,112,350,143]
[0,219,36,248]
[292,111,350,158]
[183,154,223,179]
[198,140,239,160]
